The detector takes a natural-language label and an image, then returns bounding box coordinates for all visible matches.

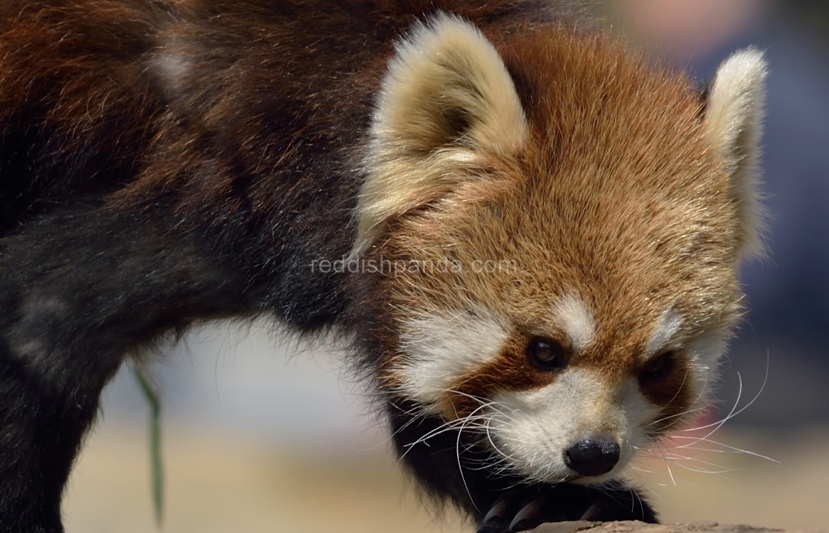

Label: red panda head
[353,14,766,485]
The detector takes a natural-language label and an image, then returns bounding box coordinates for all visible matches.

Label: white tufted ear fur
[704,49,767,258]
[352,14,528,257]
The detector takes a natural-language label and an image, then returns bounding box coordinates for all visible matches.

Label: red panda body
[0,1,766,532]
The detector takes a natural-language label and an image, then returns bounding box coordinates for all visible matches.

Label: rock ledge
[531,522,824,533]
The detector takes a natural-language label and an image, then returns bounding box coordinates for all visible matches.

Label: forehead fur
[378,28,744,363]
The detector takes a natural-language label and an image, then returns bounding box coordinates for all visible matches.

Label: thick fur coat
[0,1,765,532]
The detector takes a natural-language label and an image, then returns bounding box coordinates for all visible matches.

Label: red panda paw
[475,481,658,533]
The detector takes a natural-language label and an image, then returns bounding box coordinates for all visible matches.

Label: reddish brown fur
[370,26,741,422]
[0,1,759,528]
[0,0,569,226]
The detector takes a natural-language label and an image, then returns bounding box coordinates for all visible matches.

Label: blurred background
[65,1,829,531]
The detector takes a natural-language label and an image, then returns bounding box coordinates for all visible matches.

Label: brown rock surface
[64,421,829,533]
[531,522,824,533]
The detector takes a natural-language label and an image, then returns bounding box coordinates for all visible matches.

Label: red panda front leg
[474,481,657,533]
[0,204,254,532]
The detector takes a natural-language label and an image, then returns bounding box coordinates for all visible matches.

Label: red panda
[0,1,765,532]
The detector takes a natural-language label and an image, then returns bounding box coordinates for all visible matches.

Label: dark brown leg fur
[0,203,256,531]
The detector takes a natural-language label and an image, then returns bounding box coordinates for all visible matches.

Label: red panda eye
[526,337,567,372]
[640,351,676,384]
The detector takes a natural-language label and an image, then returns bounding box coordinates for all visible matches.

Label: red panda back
[0,0,569,233]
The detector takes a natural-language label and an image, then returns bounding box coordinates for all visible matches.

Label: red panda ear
[352,13,528,257]
[704,49,767,259]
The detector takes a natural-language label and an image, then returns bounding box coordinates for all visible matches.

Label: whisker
[684,353,769,435]
[670,436,778,463]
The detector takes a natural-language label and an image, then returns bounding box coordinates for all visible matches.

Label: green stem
[134,366,164,526]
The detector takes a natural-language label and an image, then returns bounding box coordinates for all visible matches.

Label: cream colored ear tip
[706,47,768,131]
[389,12,482,65]
[408,11,470,39]
[716,48,768,86]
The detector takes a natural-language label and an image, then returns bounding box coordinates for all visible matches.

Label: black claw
[579,499,609,522]
[477,496,513,533]
[476,481,658,533]
[508,500,542,532]
[477,516,509,533]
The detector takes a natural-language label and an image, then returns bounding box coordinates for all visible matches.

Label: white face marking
[684,331,731,400]
[489,368,657,484]
[687,331,729,367]
[398,307,510,409]
[552,294,595,351]
[644,308,684,360]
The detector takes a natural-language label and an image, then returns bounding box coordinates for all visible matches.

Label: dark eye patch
[441,332,563,418]
[639,350,676,386]
[638,350,693,433]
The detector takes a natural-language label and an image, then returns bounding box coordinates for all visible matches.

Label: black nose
[563,438,620,477]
